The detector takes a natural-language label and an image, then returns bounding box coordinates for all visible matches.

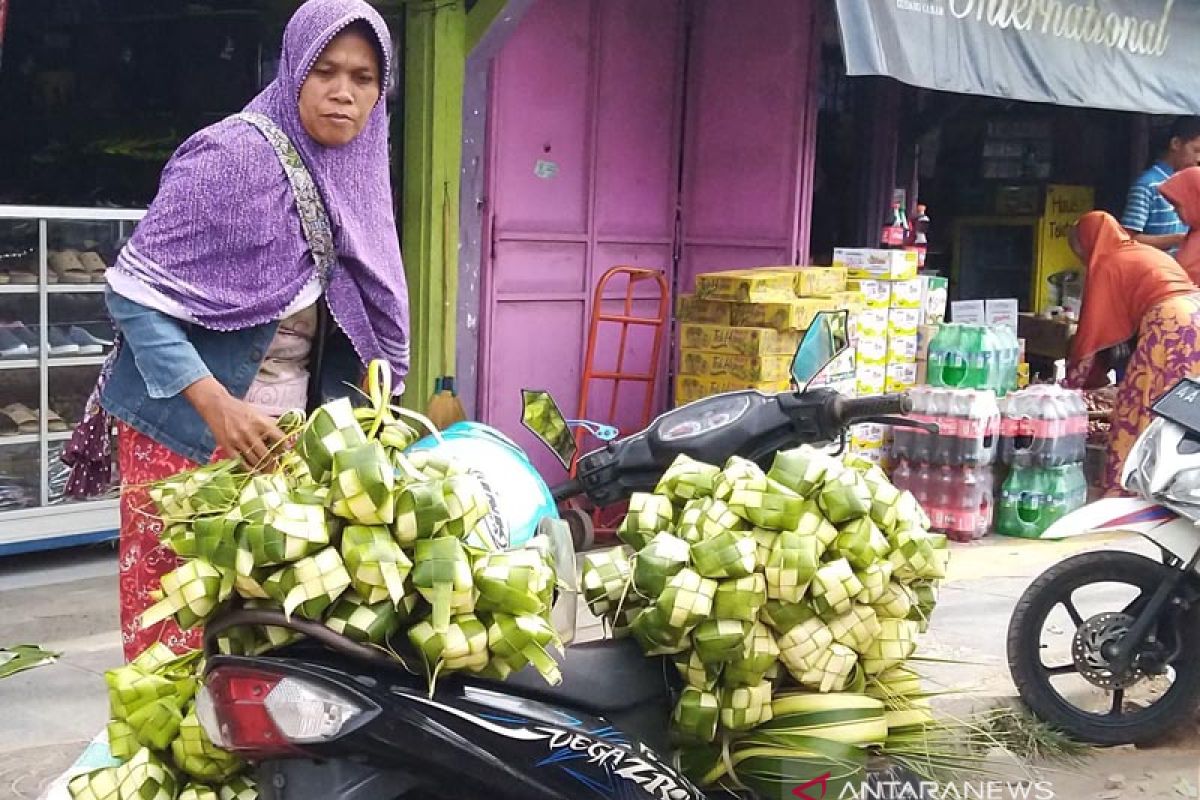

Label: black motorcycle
[195,312,913,800]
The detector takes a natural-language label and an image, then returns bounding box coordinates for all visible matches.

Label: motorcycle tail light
[197,665,365,756]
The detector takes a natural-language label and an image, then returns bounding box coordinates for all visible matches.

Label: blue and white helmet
[406,422,558,550]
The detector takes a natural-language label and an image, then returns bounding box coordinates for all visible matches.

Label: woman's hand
[183,377,286,470]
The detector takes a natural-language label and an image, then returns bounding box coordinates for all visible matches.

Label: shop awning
[835,0,1200,115]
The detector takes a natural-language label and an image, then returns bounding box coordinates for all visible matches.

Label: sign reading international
[836,0,1200,114]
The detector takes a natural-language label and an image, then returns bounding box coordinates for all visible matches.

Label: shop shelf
[0,434,39,447]
[0,206,143,553]
[48,284,107,294]
[0,359,38,371]
[48,355,110,368]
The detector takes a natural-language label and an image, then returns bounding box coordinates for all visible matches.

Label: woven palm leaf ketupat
[580,448,948,789]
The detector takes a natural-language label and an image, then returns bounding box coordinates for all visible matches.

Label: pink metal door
[677,0,822,289]
[480,0,685,480]
[480,0,821,479]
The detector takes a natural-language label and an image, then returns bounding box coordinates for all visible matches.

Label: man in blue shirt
[1122,116,1200,252]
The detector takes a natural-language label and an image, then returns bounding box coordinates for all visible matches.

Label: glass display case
[0,206,145,554]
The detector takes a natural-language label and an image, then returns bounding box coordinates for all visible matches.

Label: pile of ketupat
[582,446,949,795]
[70,645,254,800]
[69,363,564,800]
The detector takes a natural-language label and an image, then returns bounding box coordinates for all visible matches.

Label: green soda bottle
[931,324,969,388]
[962,325,987,390]
[997,467,1049,538]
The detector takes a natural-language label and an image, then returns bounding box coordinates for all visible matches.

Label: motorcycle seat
[464,637,673,714]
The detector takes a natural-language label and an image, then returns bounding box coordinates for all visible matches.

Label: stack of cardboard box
[674,266,861,405]
[915,275,948,384]
[833,249,948,461]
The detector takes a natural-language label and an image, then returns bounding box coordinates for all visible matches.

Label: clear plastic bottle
[929,389,957,466]
[946,465,994,542]
[892,387,919,463]
[993,326,1019,396]
[1001,386,1088,468]
[931,465,955,534]
[1065,391,1088,464]
[958,390,999,467]
[964,326,990,391]
[891,458,914,493]
[916,461,938,529]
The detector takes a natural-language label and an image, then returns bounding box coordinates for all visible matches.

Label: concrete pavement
[0,543,123,799]
[1,533,1198,799]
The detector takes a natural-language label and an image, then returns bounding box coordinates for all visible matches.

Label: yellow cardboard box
[679,323,800,357]
[679,350,794,383]
[856,364,886,395]
[762,266,847,297]
[855,422,887,441]
[858,308,889,338]
[676,294,732,326]
[888,278,923,309]
[729,297,837,331]
[887,308,922,336]
[848,279,891,309]
[886,332,919,364]
[827,377,858,397]
[849,445,883,465]
[828,289,866,312]
[675,374,790,405]
[834,248,919,280]
[695,269,796,304]
[851,422,886,448]
[856,334,888,366]
[886,362,919,393]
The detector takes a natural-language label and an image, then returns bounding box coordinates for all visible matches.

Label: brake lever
[860,415,940,434]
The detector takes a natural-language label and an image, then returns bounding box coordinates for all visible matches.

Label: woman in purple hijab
[70,0,410,660]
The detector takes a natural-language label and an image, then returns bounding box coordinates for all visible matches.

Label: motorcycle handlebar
[202,608,419,672]
[551,479,582,503]
[830,393,912,427]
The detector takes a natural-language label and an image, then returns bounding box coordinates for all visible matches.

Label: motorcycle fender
[1041,498,1200,575]
[1041,498,1176,539]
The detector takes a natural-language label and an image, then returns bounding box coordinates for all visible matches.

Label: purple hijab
[111,0,409,377]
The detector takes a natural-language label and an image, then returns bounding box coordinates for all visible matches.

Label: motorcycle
[195,311,915,799]
[1007,376,1200,745]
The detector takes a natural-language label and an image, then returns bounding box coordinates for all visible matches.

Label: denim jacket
[101,288,361,464]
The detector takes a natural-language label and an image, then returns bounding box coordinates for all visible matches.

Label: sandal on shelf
[76,251,109,283]
[48,250,91,284]
[1,249,38,284]
[1,404,39,435]
[46,407,68,433]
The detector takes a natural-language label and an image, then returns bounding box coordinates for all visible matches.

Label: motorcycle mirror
[520,389,578,470]
[791,310,851,389]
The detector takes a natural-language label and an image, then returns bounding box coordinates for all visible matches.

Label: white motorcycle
[1007,377,1200,744]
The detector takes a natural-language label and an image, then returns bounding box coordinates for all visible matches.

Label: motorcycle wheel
[1007,550,1200,744]
[561,507,595,551]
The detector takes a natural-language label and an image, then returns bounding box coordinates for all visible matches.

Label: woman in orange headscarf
[1159,166,1200,283]
[1067,211,1200,494]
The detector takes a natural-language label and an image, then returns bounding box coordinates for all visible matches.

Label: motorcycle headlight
[1124,417,1200,508]
[1160,468,1200,508]
[1122,418,1162,496]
